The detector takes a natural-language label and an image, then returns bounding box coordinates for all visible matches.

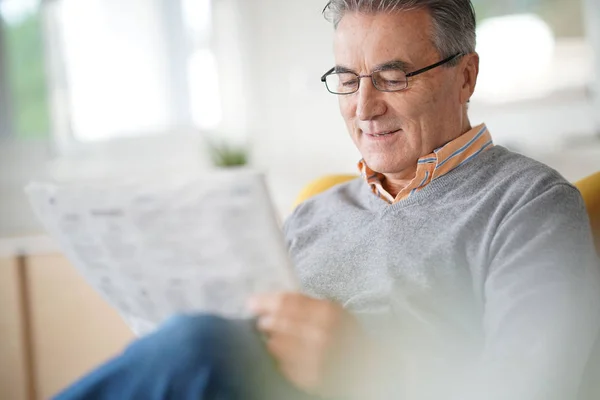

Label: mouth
[364,128,402,138]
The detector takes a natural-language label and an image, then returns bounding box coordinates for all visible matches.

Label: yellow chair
[576,172,600,255]
[293,174,358,209]
[294,172,600,255]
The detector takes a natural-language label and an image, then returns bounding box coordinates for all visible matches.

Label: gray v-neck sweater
[283,146,600,399]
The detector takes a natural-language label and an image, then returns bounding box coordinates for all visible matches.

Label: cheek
[404,79,442,108]
[386,86,442,132]
[420,78,456,112]
[384,95,420,128]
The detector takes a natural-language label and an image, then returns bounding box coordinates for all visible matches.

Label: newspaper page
[25,169,297,335]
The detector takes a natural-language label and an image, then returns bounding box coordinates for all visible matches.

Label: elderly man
[56,1,600,399]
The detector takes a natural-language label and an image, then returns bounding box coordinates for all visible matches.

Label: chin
[364,159,394,174]
[364,156,412,175]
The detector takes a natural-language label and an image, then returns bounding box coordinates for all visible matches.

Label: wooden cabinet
[0,257,28,400]
[0,254,135,400]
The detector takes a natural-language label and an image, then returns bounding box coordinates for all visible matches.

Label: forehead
[333,9,435,68]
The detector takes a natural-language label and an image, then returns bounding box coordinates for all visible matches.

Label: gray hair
[323,0,476,65]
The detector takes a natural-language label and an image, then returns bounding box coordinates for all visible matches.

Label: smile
[365,129,402,138]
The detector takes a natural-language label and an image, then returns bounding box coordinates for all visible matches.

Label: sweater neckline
[361,146,506,213]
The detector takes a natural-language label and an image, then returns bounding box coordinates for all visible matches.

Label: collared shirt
[358,124,494,204]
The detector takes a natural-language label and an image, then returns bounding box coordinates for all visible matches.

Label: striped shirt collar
[358,124,493,204]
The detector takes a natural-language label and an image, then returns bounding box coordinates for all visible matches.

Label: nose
[356,77,387,121]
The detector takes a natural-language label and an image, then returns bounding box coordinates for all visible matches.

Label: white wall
[583,0,600,131]
[216,0,359,215]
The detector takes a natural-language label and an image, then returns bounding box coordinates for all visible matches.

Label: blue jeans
[54,314,324,400]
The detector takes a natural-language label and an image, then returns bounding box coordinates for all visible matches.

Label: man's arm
[471,183,600,399]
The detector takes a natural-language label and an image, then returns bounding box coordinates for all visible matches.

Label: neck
[381,167,417,199]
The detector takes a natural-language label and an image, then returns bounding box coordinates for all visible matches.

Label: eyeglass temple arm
[405,53,462,78]
[320,53,461,81]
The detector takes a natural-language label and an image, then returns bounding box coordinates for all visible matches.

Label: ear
[459,53,479,104]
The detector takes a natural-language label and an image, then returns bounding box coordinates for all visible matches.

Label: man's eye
[335,73,358,86]
[340,78,359,87]
[377,70,406,83]
[381,79,406,88]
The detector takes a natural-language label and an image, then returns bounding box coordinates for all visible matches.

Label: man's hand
[247,293,370,397]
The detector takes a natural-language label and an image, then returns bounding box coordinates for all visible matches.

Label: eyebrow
[334,60,413,74]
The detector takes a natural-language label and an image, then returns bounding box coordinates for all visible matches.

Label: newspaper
[25,170,297,335]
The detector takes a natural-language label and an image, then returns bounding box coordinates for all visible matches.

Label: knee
[126,314,236,366]
[161,314,230,343]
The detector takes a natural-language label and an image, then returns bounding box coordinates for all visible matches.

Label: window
[472,0,592,103]
[0,0,50,139]
[473,0,585,38]
[38,0,220,144]
[182,0,222,130]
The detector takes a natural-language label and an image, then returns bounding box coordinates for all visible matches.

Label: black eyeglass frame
[320,53,463,95]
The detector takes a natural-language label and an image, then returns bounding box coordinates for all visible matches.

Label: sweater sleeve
[466,183,600,399]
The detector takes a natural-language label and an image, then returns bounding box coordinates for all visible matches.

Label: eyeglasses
[320,53,462,95]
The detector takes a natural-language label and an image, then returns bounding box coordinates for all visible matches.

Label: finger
[252,295,344,342]
[247,292,313,317]
[247,292,295,314]
[256,314,301,335]
[256,314,326,348]
[256,313,317,335]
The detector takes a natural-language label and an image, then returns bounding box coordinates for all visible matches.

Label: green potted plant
[207,140,249,168]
